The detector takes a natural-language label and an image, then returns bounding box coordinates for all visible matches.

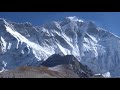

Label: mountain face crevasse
[0,16,120,77]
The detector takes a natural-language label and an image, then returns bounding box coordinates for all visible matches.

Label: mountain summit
[0,16,120,77]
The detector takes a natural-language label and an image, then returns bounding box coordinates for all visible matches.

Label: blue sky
[0,12,120,36]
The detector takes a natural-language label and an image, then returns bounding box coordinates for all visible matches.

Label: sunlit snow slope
[0,16,120,77]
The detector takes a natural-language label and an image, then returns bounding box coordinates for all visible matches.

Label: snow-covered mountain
[0,16,120,77]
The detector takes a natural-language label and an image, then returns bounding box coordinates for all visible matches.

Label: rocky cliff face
[41,54,94,78]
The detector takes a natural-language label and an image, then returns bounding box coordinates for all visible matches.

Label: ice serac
[0,17,120,77]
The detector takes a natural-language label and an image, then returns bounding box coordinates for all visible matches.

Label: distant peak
[0,18,9,26]
[60,16,84,26]
[66,16,83,22]
[23,22,32,27]
[0,18,5,20]
[0,18,7,23]
[66,16,78,20]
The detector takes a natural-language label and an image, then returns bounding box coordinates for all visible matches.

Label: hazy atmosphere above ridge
[0,12,120,36]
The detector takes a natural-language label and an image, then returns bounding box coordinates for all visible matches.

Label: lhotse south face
[0,16,120,77]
